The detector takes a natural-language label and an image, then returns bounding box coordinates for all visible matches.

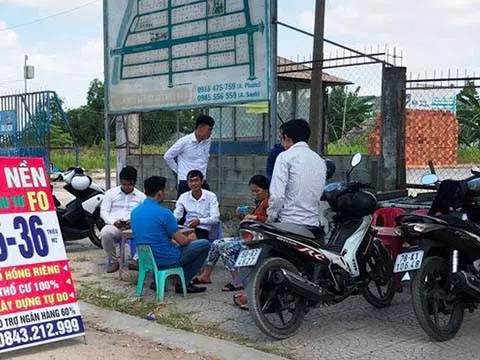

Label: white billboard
[105,0,271,113]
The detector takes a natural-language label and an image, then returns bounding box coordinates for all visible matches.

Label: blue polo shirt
[131,198,181,266]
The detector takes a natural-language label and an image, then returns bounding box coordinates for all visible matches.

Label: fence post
[268,0,278,148]
[308,0,326,154]
[381,66,407,190]
[218,107,223,204]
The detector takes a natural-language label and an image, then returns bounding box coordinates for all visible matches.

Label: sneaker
[106,262,119,273]
[128,260,139,271]
[176,284,206,294]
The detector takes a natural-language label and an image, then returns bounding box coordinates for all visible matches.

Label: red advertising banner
[0,157,85,354]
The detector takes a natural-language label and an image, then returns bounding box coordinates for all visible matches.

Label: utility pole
[308,0,326,154]
[23,55,35,94]
[24,55,28,94]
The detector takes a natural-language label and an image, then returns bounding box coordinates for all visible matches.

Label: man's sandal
[222,282,244,292]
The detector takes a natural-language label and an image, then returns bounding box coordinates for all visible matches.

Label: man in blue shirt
[131,176,210,294]
[266,143,285,182]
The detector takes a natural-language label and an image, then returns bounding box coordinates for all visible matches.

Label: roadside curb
[79,301,288,360]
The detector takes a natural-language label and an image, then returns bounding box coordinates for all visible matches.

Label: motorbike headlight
[239,229,265,243]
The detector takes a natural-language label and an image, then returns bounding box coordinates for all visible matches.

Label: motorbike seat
[270,223,325,244]
[437,214,480,235]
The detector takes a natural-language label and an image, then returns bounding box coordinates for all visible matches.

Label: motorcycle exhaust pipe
[270,269,326,301]
[450,271,480,299]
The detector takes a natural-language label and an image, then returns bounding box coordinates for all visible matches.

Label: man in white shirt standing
[173,170,220,240]
[164,115,215,198]
[100,166,146,273]
[268,119,327,226]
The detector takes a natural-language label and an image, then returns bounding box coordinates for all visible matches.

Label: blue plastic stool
[107,238,136,267]
[136,245,187,302]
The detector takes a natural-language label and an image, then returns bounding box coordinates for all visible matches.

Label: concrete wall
[126,154,383,206]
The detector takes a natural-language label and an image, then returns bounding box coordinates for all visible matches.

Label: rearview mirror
[351,153,362,168]
[421,174,439,185]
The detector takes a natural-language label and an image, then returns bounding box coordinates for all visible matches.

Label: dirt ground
[8,320,215,360]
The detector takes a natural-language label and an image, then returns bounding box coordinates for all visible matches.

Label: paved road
[64,236,480,360]
[54,167,480,360]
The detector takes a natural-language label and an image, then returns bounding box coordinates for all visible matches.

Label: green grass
[327,141,368,155]
[77,284,292,358]
[458,147,480,164]
[51,144,116,171]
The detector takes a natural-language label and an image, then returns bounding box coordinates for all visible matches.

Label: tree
[66,78,106,146]
[141,109,200,145]
[326,86,375,143]
[66,78,202,147]
[457,81,480,147]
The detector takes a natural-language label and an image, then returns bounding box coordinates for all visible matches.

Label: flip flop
[233,292,244,300]
[192,278,212,285]
[222,283,244,292]
[233,294,248,311]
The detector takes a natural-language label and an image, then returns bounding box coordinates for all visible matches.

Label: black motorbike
[395,170,480,341]
[52,167,105,248]
[236,154,395,339]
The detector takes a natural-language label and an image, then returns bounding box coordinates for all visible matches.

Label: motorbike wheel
[362,241,396,308]
[88,219,104,249]
[412,256,464,341]
[247,257,307,340]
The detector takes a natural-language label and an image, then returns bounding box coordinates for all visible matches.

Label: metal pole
[218,107,223,204]
[308,0,326,154]
[268,0,278,148]
[24,55,28,94]
[103,0,111,189]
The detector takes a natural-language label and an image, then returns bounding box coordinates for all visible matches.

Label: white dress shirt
[268,142,326,226]
[173,190,220,234]
[164,133,211,182]
[100,186,146,225]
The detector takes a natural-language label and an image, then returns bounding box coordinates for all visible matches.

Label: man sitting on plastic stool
[173,170,220,240]
[100,166,146,273]
[131,176,210,294]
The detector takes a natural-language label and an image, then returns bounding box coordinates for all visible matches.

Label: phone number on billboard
[0,317,83,351]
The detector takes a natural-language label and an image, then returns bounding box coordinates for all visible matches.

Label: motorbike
[394,170,480,341]
[236,154,396,339]
[51,167,105,248]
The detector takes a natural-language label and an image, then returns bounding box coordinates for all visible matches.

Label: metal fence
[0,91,78,171]
[405,73,480,187]
[274,44,402,156]
[123,105,268,157]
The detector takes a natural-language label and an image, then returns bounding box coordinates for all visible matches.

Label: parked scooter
[395,170,480,341]
[52,167,105,248]
[236,154,395,339]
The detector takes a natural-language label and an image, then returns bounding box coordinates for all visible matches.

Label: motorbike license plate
[235,249,262,267]
[393,250,424,273]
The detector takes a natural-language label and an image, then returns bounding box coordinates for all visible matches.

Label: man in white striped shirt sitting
[173,170,220,240]
[164,115,215,198]
[100,166,146,273]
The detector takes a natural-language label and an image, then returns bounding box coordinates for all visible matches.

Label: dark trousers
[177,239,211,283]
[195,228,210,240]
[177,180,210,199]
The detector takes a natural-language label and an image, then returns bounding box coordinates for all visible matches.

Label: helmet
[335,190,377,218]
[70,175,91,191]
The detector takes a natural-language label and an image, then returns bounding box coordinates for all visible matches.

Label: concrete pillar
[116,114,140,185]
[381,66,407,190]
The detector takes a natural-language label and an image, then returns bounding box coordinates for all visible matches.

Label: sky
[0,0,479,109]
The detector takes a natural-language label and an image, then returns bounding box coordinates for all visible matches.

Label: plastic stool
[136,245,187,302]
